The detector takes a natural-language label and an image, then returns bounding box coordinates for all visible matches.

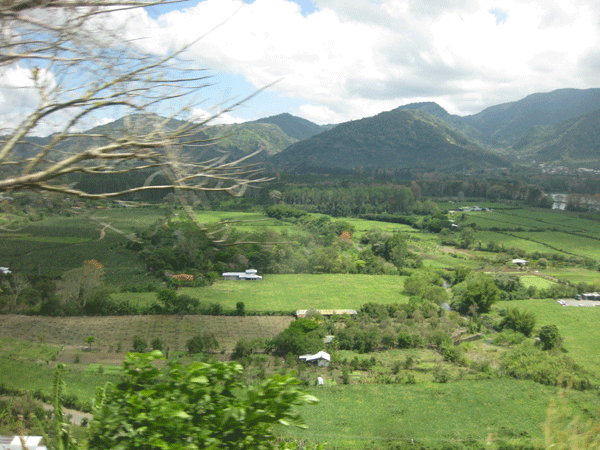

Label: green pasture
[178,274,409,311]
[0,337,61,362]
[496,299,600,376]
[0,357,117,403]
[519,275,556,290]
[280,379,595,448]
[544,268,600,284]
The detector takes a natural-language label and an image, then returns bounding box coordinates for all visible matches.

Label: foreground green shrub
[89,351,317,450]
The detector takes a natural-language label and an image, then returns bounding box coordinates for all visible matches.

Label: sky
[127,0,600,125]
[3,0,600,133]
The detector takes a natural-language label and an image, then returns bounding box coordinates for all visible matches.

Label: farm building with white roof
[221,269,262,281]
[299,351,331,367]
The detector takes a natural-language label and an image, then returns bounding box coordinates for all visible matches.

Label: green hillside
[273,108,509,172]
[509,108,600,167]
[251,112,325,140]
[464,88,600,145]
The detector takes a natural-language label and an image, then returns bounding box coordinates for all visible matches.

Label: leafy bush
[501,343,591,390]
[538,325,562,351]
[501,307,536,337]
[492,329,527,346]
[187,333,219,354]
[150,337,164,351]
[453,273,500,314]
[88,352,317,450]
[232,338,254,359]
[132,336,147,353]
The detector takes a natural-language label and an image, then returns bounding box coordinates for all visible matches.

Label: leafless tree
[56,259,104,309]
[2,272,30,312]
[0,0,269,200]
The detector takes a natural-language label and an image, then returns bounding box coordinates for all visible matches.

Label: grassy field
[496,299,600,375]
[178,274,409,311]
[279,379,597,448]
[544,268,600,284]
[0,356,120,403]
[519,275,557,289]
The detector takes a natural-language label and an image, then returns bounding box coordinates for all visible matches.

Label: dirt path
[97,224,109,240]
[41,403,92,426]
[0,396,91,426]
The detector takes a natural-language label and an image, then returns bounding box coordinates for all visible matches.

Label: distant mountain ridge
[9,88,600,175]
[464,88,600,145]
[272,107,509,172]
[251,113,325,141]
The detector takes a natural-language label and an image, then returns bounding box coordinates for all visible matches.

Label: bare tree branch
[0,0,270,203]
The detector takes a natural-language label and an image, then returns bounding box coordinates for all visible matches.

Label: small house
[582,292,600,300]
[221,269,262,281]
[511,259,528,266]
[299,351,330,367]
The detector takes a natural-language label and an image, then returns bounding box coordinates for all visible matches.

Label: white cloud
[4,0,599,132]
[190,107,247,125]
[0,65,58,135]
[124,0,600,122]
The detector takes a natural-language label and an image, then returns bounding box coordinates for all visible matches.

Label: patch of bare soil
[439,246,471,255]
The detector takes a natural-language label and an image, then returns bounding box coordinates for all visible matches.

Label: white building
[299,351,330,367]
[222,269,262,281]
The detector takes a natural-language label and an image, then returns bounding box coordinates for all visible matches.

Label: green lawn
[179,274,409,311]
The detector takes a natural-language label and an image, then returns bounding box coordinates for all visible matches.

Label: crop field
[178,274,409,311]
[279,379,598,448]
[509,231,600,260]
[0,315,294,353]
[192,211,299,233]
[0,208,162,284]
[496,299,600,375]
[463,211,541,231]
[475,230,562,255]
[462,208,600,262]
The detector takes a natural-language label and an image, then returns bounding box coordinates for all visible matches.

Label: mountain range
[272,87,600,172]
[11,88,600,174]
